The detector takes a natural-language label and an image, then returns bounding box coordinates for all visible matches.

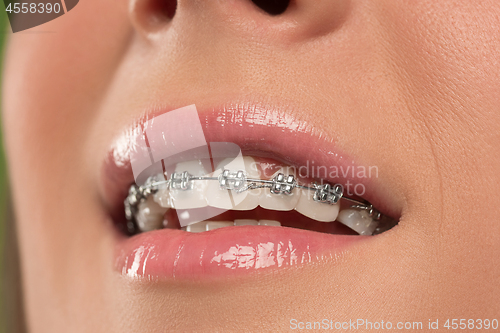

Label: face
[3,0,500,331]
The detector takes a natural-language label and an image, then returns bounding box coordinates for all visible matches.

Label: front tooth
[205,157,248,210]
[294,188,340,222]
[258,220,281,226]
[136,197,168,232]
[206,221,233,231]
[170,160,209,209]
[234,219,259,226]
[336,209,377,235]
[205,174,233,209]
[259,167,301,211]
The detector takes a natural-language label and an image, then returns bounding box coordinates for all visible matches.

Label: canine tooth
[259,167,300,211]
[336,209,377,235]
[170,160,208,209]
[232,156,261,211]
[153,181,172,208]
[234,219,259,226]
[136,197,167,232]
[258,220,281,226]
[184,221,208,233]
[206,221,233,231]
[294,188,340,222]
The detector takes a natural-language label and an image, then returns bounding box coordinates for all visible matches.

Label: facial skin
[3,0,500,331]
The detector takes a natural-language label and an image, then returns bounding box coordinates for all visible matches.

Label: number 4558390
[444,319,498,330]
[6,2,61,14]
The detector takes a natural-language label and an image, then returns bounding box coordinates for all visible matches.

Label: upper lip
[100,102,399,225]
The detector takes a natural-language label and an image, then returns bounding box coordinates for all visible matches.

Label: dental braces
[124,169,384,234]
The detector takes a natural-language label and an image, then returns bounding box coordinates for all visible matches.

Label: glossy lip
[115,226,365,281]
[103,102,396,280]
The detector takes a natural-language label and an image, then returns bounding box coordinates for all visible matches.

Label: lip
[115,226,365,280]
[102,102,396,280]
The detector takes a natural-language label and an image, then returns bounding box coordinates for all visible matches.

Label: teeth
[294,187,340,222]
[151,158,340,223]
[206,221,233,231]
[136,197,168,232]
[142,157,383,235]
[170,160,209,209]
[258,220,281,226]
[259,167,301,211]
[234,219,259,226]
[181,219,282,232]
[336,209,377,235]
[183,220,252,232]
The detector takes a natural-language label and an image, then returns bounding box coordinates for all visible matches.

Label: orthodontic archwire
[124,169,393,234]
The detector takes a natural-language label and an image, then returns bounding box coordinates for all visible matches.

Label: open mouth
[124,156,397,237]
[104,104,400,279]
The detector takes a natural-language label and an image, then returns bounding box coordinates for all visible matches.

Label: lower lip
[114,226,365,281]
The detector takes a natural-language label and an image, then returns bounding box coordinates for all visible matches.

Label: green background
[0,5,12,332]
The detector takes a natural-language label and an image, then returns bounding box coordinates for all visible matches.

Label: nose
[129,0,351,42]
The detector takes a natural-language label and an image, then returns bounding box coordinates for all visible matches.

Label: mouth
[126,155,393,236]
[103,104,400,280]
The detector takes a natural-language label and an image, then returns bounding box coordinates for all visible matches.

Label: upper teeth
[152,157,342,221]
[125,156,385,235]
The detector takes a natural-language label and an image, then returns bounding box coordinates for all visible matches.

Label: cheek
[378,0,500,116]
[3,0,132,167]
[1,2,132,326]
[372,0,500,186]
[1,0,132,293]
[376,0,500,244]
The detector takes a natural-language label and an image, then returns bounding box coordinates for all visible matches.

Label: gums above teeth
[124,157,397,236]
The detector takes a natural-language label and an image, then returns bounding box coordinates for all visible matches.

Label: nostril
[132,0,177,32]
[251,0,290,15]
[152,0,177,20]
